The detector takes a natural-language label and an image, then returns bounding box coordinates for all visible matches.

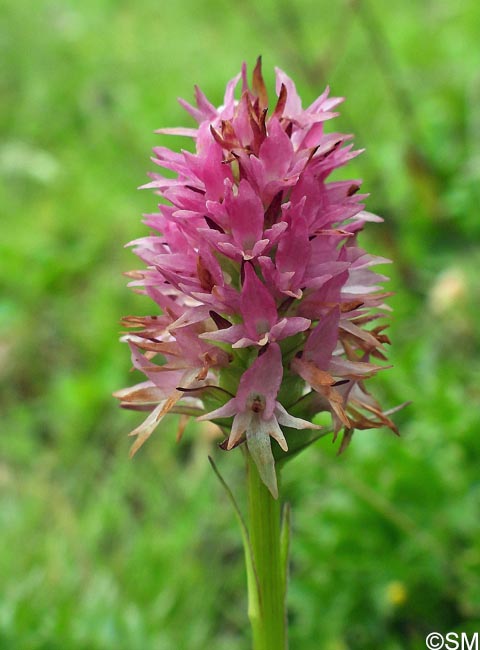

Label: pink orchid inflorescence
[115,59,399,497]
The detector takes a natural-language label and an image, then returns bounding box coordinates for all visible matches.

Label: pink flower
[200,263,310,348]
[198,344,319,498]
[115,58,400,497]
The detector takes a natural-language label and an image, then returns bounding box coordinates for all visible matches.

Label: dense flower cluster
[115,59,399,497]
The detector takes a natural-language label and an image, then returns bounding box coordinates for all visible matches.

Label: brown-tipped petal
[219,435,244,451]
[130,339,181,355]
[291,358,336,386]
[340,300,365,313]
[120,315,165,329]
[155,127,198,137]
[123,270,145,280]
[227,411,252,449]
[384,401,411,416]
[128,368,201,456]
[113,384,168,406]
[222,120,238,147]
[272,83,287,119]
[339,320,387,351]
[252,56,269,110]
[292,358,351,431]
[337,428,355,455]
[350,393,398,430]
[313,228,355,237]
[329,358,391,380]
[347,403,398,434]
[329,391,351,430]
[209,124,231,150]
[176,414,190,443]
[196,256,215,292]
[246,97,264,152]
[128,401,168,457]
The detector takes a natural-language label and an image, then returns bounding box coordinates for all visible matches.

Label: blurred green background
[1,1,480,648]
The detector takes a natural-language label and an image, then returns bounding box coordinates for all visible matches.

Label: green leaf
[208,456,261,619]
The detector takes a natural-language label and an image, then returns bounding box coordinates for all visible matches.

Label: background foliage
[1,1,479,648]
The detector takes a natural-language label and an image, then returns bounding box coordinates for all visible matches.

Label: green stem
[246,451,288,650]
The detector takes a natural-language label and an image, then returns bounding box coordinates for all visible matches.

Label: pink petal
[227,179,265,253]
[259,117,294,180]
[199,324,247,344]
[236,343,283,418]
[274,402,321,430]
[304,307,340,369]
[276,212,310,274]
[178,98,205,124]
[240,264,278,340]
[198,398,239,422]
[305,85,331,112]
[194,85,218,119]
[221,72,241,119]
[231,336,263,349]
[270,317,311,341]
[248,239,270,260]
[263,220,288,245]
[113,381,165,406]
[274,67,302,116]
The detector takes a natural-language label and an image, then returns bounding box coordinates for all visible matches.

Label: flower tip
[128,439,142,458]
[269,482,279,500]
[255,464,279,499]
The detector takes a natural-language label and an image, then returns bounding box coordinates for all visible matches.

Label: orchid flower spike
[115,58,401,497]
